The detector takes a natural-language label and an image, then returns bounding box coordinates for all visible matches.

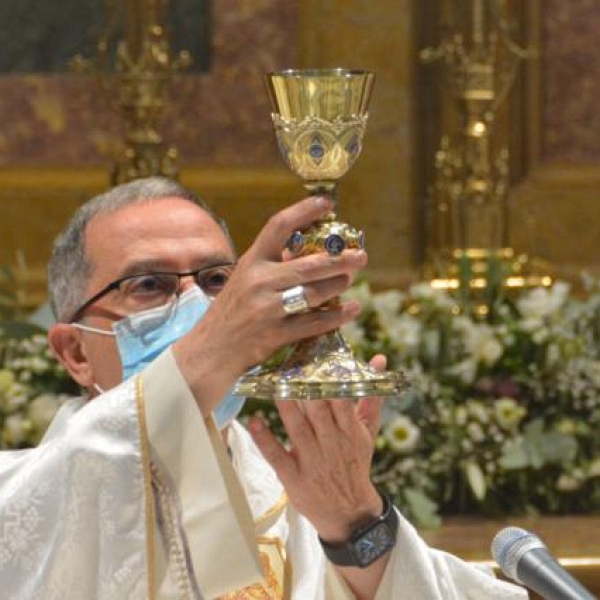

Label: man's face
[54,196,235,392]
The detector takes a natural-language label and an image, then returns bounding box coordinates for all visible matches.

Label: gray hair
[48,176,233,322]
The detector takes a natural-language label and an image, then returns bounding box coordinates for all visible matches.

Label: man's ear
[48,324,94,388]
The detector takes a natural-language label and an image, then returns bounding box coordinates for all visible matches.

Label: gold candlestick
[420,0,550,315]
[71,0,191,184]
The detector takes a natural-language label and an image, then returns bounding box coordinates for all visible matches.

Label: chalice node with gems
[234,69,408,401]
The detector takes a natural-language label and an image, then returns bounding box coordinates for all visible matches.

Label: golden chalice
[235,69,407,400]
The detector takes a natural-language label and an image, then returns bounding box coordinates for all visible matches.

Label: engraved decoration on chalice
[235,69,408,400]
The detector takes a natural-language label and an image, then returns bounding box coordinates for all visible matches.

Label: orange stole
[218,537,290,600]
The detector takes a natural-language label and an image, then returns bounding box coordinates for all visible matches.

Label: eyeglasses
[68,262,235,323]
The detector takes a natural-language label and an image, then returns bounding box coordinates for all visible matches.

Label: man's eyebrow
[117,255,235,279]
[117,260,171,279]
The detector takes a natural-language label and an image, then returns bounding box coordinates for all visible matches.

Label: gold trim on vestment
[218,536,292,600]
[135,375,157,600]
[254,492,289,532]
[257,536,293,600]
[217,493,292,599]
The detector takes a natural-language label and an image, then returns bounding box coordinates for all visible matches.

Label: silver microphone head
[491,526,547,583]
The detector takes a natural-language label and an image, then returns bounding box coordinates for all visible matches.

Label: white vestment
[0,349,528,599]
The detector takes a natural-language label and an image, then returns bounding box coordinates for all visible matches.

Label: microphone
[491,526,596,600]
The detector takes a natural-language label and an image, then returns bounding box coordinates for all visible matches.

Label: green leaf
[499,419,578,470]
[404,487,441,528]
[464,460,487,500]
[540,432,578,464]
[499,437,529,469]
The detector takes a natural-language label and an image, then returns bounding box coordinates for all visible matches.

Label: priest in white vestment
[0,177,528,599]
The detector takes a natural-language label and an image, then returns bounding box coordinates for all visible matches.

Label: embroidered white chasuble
[0,350,262,599]
[0,348,528,599]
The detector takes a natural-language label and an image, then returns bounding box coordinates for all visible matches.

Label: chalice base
[233,330,408,400]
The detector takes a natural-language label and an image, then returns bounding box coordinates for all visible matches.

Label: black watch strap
[319,492,398,568]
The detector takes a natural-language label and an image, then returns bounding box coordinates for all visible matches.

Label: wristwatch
[319,492,398,568]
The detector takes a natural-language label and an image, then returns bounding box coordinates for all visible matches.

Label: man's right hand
[173,195,368,416]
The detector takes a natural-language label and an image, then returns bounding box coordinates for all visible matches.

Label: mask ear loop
[72,323,116,336]
[93,383,105,394]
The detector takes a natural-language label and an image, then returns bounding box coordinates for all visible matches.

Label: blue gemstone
[309,135,325,161]
[347,134,360,156]
[282,366,302,379]
[286,231,305,253]
[325,234,346,255]
[277,138,290,157]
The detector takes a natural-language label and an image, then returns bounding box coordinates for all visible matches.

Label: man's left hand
[247,354,387,543]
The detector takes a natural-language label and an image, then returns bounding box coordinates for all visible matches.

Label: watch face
[354,522,395,567]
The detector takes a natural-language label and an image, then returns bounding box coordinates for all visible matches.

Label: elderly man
[0,177,527,599]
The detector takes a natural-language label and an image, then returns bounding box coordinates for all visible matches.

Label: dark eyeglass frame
[68,262,236,324]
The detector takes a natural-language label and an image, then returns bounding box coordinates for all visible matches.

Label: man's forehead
[87,197,223,240]
[84,197,232,279]
[90,195,215,226]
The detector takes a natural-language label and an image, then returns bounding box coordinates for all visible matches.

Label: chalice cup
[235,68,408,400]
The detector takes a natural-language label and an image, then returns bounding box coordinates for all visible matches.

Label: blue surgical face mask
[75,286,245,429]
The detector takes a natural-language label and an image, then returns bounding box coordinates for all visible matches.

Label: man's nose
[178,274,198,294]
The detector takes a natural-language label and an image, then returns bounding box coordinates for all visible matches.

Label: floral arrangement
[2,271,600,528]
[339,276,600,527]
[0,265,79,449]
[0,330,78,450]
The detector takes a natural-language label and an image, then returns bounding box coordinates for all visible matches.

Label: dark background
[0,0,211,72]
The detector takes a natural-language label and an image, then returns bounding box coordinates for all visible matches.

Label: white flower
[588,458,600,478]
[460,322,503,367]
[341,281,372,308]
[467,422,485,442]
[387,314,421,352]
[517,282,570,320]
[383,415,420,453]
[398,458,415,473]
[587,458,600,477]
[468,402,489,424]
[409,282,437,300]
[28,394,63,432]
[446,358,477,385]
[28,356,50,374]
[372,290,404,329]
[546,343,561,366]
[453,315,475,334]
[0,369,15,393]
[409,283,454,309]
[556,470,585,492]
[556,418,578,435]
[477,336,503,366]
[1,414,28,447]
[519,317,543,333]
[532,328,549,344]
[422,330,441,362]
[589,362,600,387]
[4,383,29,412]
[340,321,366,347]
[454,406,468,426]
[494,397,526,430]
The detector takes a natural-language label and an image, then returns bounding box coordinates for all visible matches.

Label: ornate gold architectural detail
[72,0,191,184]
[420,0,550,310]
